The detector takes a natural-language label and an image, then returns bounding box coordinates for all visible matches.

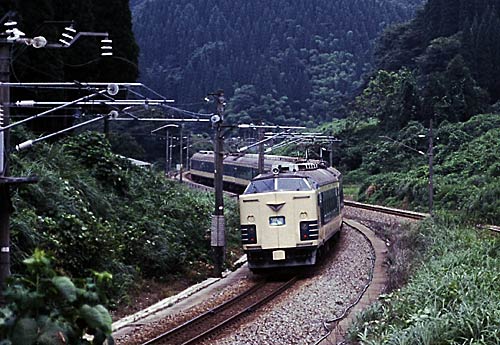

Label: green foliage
[345,114,500,224]
[375,0,500,123]
[133,0,422,124]
[351,68,419,131]
[348,216,500,344]
[0,250,114,345]
[10,131,241,303]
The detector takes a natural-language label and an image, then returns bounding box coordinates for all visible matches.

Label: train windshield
[244,178,311,194]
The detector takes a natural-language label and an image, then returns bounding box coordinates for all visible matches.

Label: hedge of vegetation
[9,130,241,304]
[0,250,114,344]
[347,216,500,344]
[339,114,500,224]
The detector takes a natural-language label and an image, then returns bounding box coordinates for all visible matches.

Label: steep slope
[132,0,423,124]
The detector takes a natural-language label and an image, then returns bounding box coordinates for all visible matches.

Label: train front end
[239,171,321,271]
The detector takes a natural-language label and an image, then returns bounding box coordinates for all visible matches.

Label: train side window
[320,187,339,224]
[200,161,214,172]
[191,160,201,170]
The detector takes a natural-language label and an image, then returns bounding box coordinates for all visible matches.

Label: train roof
[253,166,341,186]
[191,151,299,166]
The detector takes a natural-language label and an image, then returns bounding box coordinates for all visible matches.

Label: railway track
[142,277,297,345]
[345,200,499,234]
[344,200,428,220]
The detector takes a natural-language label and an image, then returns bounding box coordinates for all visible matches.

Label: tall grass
[347,215,500,344]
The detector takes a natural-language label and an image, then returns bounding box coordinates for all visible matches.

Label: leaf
[36,317,74,345]
[79,304,111,333]
[93,305,112,334]
[52,276,77,303]
[11,317,38,345]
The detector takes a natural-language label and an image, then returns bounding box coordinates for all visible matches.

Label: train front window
[276,178,311,191]
[244,177,311,194]
[244,178,275,194]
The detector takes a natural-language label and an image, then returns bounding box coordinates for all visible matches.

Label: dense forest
[132,0,423,125]
[358,0,500,130]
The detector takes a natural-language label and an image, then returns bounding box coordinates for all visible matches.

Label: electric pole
[0,42,11,287]
[179,124,183,183]
[0,36,38,288]
[329,131,334,167]
[428,119,434,216]
[209,89,225,277]
[258,125,264,174]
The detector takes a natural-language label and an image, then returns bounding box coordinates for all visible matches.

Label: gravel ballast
[202,224,374,345]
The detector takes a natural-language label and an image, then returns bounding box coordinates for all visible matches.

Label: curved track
[142,277,297,345]
[344,200,428,220]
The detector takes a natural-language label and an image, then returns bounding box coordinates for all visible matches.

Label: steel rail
[344,200,428,220]
[345,201,499,234]
[142,277,297,345]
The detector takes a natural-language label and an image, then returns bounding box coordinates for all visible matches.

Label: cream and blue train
[239,161,343,272]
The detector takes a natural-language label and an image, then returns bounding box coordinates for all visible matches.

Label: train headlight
[241,224,257,244]
[300,222,309,239]
[299,221,319,241]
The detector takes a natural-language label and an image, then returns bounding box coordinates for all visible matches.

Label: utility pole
[0,42,11,286]
[0,36,38,288]
[258,126,264,174]
[329,131,334,167]
[165,130,169,175]
[169,135,173,174]
[179,124,183,183]
[151,124,180,176]
[209,89,225,277]
[428,119,434,216]
[0,15,115,288]
[103,116,109,138]
[185,131,190,171]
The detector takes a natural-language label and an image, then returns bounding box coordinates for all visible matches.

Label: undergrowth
[347,215,500,344]
[9,131,241,307]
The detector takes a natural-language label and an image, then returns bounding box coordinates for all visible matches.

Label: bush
[347,215,500,344]
[9,131,242,303]
[0,250,114,344]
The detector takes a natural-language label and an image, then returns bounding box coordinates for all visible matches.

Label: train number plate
[269,216,285,226]
[272,250,286,261]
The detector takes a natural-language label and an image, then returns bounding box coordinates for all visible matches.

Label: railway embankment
[344,213,500,344]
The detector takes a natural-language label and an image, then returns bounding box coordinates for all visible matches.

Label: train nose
[266,202,285,212]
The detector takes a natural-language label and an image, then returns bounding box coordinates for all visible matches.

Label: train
[189,151,298,193]
[239,160,344,272]
[189,151,344,271]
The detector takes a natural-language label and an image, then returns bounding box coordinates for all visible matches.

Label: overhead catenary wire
[0,89,109,132]
[126,87,213,118]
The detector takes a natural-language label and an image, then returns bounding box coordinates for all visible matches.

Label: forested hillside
[324,0,500,223]
[132,0,423,125]
[366,0,500,128]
